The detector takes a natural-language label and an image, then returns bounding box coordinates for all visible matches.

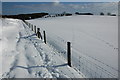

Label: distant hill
[2,13,49,20]
[2,12,94,20]
[75,12,93,15]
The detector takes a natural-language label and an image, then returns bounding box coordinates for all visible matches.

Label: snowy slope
[1,18,84,78]
[27,15,118,78]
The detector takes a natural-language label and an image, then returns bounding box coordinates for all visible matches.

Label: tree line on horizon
[1,12,117,20]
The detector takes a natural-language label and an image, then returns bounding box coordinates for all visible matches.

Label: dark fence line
[22,20,119,78]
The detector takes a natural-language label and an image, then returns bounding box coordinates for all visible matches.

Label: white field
[28,15,118,78]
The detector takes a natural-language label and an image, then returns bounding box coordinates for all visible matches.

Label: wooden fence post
[37,28,40,39]
[29,23,30,28]
[67,42,71,67]
[32,25,33,31]
[43,31,46,44]
[37,28,42,39]
[26,22,28,26]
[30,23,31,29]
[27,22,28,26]
[34,26,36,33]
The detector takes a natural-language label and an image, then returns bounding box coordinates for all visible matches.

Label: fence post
[67,42,71,67]
[29,23,30,28]
[30,23,31,29]
[37,28,42,40]
[37,28,40,39]
[32,25,33,31]
[28,22,29,27]
[43,31,46,44]
[34,26,36,33]
[27,22,28,26]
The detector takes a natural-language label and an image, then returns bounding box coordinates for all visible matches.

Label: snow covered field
[28,15,118,78]
[1,15,118,78]
[1,18,84,78]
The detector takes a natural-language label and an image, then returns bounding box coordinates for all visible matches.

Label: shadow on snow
[11,63,68,70]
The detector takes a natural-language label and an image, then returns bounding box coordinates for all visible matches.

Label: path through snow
[2,18,84,78]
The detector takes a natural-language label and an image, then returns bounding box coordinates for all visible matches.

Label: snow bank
[1,18,84,78]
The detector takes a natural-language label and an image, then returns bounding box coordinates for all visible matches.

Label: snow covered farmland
[1,15,118,78]
[28,15,118,78]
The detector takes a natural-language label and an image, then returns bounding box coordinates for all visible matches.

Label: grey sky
[2,2,118,15]
[1,0,120,2]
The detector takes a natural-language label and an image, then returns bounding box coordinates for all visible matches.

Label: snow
[1,18,84,78]
[27,15,118,78]
[1,15,118,78]
[0,18,2,78]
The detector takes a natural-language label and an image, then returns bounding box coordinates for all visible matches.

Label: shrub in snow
[100,12,104,15]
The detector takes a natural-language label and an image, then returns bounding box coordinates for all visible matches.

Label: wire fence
[23,20,119,78]
[72,53,118,78]
[46,31,67,59]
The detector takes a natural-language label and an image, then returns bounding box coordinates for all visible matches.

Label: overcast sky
[2,2,118,15]
[1,0,120,2]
